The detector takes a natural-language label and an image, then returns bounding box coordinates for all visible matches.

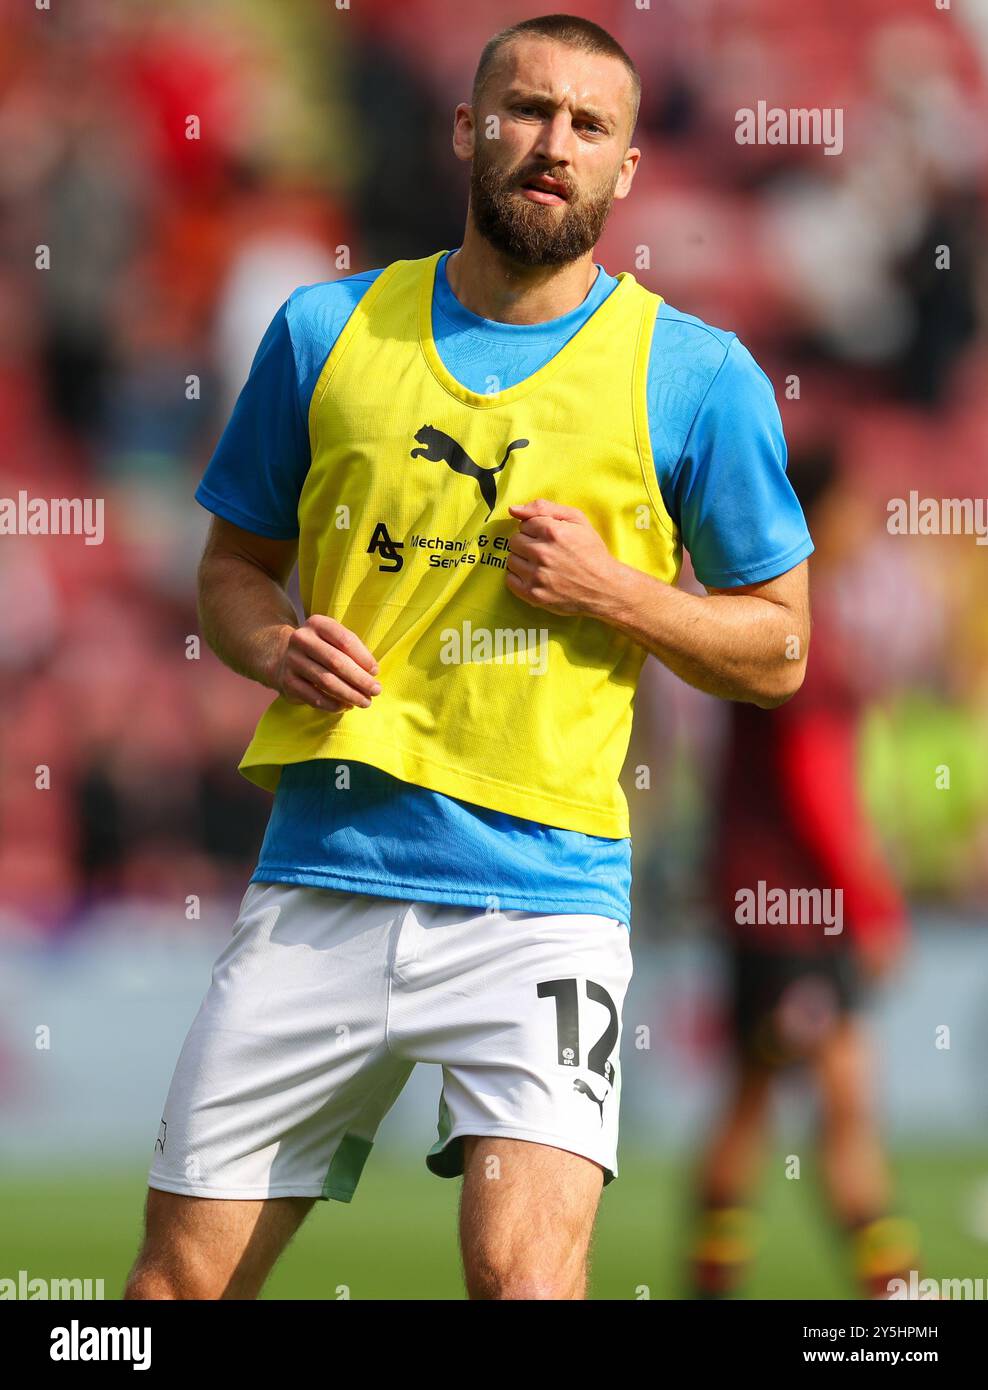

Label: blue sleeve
[195,301,310,539]
[651,324,814,587]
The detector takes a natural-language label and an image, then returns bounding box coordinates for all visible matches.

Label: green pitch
[4,1150,986,1300]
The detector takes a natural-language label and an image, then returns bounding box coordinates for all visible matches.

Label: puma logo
[573,1078,606,1125]
[410,425,529,517]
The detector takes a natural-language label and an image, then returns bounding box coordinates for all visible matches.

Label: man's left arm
[505,499,809,709]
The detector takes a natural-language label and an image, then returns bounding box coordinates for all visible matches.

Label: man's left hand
[505,499,623,617]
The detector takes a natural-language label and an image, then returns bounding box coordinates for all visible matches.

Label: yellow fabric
[238,251,681,837]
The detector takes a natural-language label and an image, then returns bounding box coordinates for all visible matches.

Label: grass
[4,1149,987,1300]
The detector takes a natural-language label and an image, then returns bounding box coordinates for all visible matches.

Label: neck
[445,218,598,325]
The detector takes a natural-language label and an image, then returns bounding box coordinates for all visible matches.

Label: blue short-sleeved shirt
[196,252,813,926]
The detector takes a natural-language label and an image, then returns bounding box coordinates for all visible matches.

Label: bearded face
[469,138,620,267]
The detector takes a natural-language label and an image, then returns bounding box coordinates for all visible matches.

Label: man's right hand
[269,615,382,712]
[196,519,382,712]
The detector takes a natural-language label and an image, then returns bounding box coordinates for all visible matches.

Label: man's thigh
[148,882,413,1205]
[459,1137,604,1300]
[125,1189,316,1300]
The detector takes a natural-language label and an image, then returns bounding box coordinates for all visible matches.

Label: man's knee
[123,1262,192,1301]
[816,1033,873,1130]
[123,1245,235,1301]
[467,1254,583,1301]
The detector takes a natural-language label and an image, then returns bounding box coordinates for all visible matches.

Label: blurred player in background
[689,447,920,1300]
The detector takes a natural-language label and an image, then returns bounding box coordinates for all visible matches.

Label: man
[125,14,812,1301]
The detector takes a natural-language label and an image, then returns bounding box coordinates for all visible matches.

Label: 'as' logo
[368,521,404,573]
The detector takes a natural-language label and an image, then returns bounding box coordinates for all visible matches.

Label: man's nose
[530,111,573,168]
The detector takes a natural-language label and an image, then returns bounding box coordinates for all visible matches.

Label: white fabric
[148,882,633,1202]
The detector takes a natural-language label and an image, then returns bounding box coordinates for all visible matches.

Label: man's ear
[613,147,641,201]
[452,102,476,162]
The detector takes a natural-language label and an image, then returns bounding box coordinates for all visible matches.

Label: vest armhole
[306,259,408,452]
[632,292,681,554]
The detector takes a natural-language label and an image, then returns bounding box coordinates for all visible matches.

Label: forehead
[487,35,632,115]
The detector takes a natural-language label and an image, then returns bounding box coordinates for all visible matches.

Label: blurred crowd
[1,0,986,933]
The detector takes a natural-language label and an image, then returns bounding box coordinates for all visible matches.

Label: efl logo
[735,101,844,157]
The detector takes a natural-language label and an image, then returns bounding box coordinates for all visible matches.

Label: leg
[689,1057,773,1296]
[811,1014,919,1295]
[124,1189,316,1300]
[459,1137,603,1300]
[697,1058,774,1206]
[703,942,789,1202]
[811,1014,890,1223]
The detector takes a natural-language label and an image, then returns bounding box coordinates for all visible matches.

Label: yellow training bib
[238,251,682,838]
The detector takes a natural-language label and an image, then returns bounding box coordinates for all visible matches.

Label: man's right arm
[198,516,382,712]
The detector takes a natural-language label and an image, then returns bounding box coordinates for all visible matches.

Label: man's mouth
[518,173,570,205]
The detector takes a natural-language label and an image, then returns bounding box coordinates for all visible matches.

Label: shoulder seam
[655,300,737,346]
[669,331,738,492]
[278,303,310,442]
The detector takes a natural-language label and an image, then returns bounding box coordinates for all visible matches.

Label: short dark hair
[472,13,641,135]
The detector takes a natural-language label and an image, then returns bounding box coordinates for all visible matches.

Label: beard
[469,146,619,267]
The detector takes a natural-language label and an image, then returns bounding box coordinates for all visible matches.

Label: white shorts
[147,882,633,1203]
